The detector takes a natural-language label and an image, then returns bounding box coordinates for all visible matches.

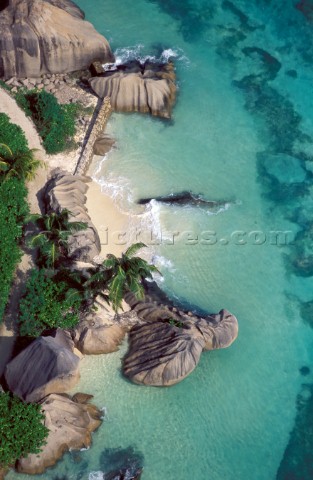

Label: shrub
[15,90,78,154]
[0,116,33,323]
[0,392,48,468]
[19,269,81,336]
[0,113,29,156]
[0,178,29,322]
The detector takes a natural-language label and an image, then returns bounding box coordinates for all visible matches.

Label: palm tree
[0,143,43,181]
[88,242,161,312]
[27,209,87,268]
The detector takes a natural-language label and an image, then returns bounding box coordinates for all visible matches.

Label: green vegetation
[0,113,29,156]
[0,392,48,468]
[27,210,87,269]
[15,89,79,154]
[87,243,160,312]
[167,317,184,328]
[0,143,42,181]
[0,80,12,92]
[0,114,32,323]
[18,269,81,337]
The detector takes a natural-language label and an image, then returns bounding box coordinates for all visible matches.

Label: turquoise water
[8,1,313,479]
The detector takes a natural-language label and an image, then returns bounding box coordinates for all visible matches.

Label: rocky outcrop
[16,393,102,475]
[138,191,231,212]
[89,60,176,119]
[44,169,101,261]
[0,0,113,79]
[123,291,238,386]
[73,296,132,354]
[75,317,126,355]
[5,333,80,402]
[93,133,116,156]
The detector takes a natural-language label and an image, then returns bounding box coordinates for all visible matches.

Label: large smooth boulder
[73,298,131,354]
[16,393,102,475]
[123,322,205,386]
[0,0,113,79]
[44,169,101,262]
[75,319,126,355]
[5,335,80,402]
[123,292,238,386]
[89,60,176,118]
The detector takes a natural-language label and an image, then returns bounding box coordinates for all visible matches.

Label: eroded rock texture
[0,0,113,78]
[16,393,102,474]
[44,169,101,262]
[123,292,238,386]
[89,60,176,118]
[5,333,80,402]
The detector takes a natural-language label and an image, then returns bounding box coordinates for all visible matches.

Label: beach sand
[85,178,130,258]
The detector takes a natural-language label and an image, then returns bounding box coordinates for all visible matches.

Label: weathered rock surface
[89,60,176,118]
[5,335,80,402]
[44,169,101,262]
[0,0,113,79]
[75,318,126,355]
[123,291,238,386]
[73,297,131,354]
[16,393,102,475]
[93,133,116,156]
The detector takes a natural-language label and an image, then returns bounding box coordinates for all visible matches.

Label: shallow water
[8,1,313,479]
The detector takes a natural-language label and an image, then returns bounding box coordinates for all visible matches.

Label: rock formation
[16,393,102,475]
[0,0,113,79]
[5,333,80,402]
[89,60,176,119]
[44,169,101,262]
[75,317,126,355]
[138,191,231,213]
[123,291,238,386]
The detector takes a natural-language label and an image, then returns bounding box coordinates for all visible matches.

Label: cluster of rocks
[4,329,102,475]
[44,169,101,262]
[4,73,76,94]
[17,393,102,475]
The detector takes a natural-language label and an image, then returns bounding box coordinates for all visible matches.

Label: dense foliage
[27,209,87,269]
[0,114,31,323]
[0,392,48,468]
[0,113,29,156]
[0,178,29,322]
[19,269,81,336]
[15,90,78,154]
[88,243,160,311]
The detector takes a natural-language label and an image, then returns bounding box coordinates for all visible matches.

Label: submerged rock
[259,152,307,184]
[89,60,176,118]
[138,191,230,211]
[16,393,102,475]
[0,0,113,78]
[123,292,238,386]
[5,335,80,402]
[44,169,101,262]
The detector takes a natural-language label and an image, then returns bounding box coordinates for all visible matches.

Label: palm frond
[108,267,126,312]
[124,242,147,258]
